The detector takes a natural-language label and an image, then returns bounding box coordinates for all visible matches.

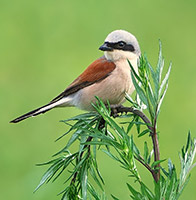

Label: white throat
[104,50,139,62]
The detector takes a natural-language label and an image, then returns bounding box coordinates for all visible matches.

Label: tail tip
[10,119,19,123]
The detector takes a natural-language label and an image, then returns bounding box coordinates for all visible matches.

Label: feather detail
[51,56,116,103]
[10,97,72,123]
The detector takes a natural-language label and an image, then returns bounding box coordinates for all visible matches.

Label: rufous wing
[51,56,116,103]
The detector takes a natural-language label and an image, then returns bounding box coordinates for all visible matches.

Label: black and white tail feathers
[10,97,71,123]
[10,102,54,123]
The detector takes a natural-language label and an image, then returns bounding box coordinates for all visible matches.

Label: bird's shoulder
[71,56,116,84]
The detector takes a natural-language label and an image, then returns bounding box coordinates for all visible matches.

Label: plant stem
[151,123,160,181]
[134,155,157,181]
[112,105,160,182]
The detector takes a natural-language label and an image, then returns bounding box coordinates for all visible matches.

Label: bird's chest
[76,59,137,110]
[111,60,133,93]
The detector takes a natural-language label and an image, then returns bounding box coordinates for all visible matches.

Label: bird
[10,30,141,123]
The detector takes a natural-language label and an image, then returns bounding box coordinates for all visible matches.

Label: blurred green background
[1,0,196,199]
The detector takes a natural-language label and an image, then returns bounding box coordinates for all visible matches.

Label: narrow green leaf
[88,140,123,150]
[147,60,155,78]
[54,130,82,156]
[52,155,77,182]
[147,150,153,165]
[34,159,64,192]
[129,134,134,153]
[55,128,73,142]
[133,116,140,135]
[104,115,128,140]
[111,194,120,200]
[165,172,178,200]
[79,134,88,157]
[156,81,168,116]
[52,165,66,183]
[102,149,123,164]
[181,146,185,159]
[127,118,135,134]
[57,116,98,142]
[147,60,159,101]
[138,129,150,138]
[84,140,111,146]
[158,63,171,98]
[61,112,97,122]
[133,142,140,156]
[154,178,161,199]
[92,159,104,185]
[176,174,191,199]
[79,129,122,149]
[185,131,191,152]
[131,71,148,107]
[147,83,156,111]
[140,182,155,200]
[128,59,142,82]
[133,121,150,126]
[156,40,163,83]
[143,142,149,163]
[92,140,97,159]
[81,164,88,200]
[127,183,143,199]
[36,157,64,166]
[87,183,100,200]
[89,165,104,191]
[46,163,65,184]
[125,93,139,108]
[160,167,169,177]
[151,159,166,168]
[168,159,174,177]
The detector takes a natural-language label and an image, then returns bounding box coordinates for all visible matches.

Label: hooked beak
[99,42,113,51]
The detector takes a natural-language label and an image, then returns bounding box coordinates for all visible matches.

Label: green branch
[34,42,196,200]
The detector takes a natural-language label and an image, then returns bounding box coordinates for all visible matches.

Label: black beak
[99,43,113,51]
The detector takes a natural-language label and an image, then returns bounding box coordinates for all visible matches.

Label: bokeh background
[1,0,196,199]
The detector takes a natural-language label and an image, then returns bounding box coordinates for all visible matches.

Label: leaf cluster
[127,41,171,123]
[124,133,196,200]
[34,42,196,200]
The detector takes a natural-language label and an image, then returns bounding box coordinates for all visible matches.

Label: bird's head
[99,30,141,62]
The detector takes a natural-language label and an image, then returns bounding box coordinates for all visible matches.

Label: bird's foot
[110,104,126,118]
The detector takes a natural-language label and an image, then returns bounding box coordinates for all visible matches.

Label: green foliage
[126,133,196,200]
[128,41,171,122]
[35,43,196,199]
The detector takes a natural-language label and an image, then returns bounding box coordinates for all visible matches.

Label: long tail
[10,97,71,123]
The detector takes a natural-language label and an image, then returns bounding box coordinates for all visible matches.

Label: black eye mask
[105,41,135,52]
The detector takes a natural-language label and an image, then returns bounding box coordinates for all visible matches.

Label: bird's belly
[75,66,134,111]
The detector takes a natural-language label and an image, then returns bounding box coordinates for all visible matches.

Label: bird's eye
[117,41,126,48]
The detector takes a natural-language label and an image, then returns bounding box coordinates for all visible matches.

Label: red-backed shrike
[10,30,141,123]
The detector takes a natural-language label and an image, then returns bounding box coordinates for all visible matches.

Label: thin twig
[134,155,157,181]
[112,105,160,182]
[152,124,160,181]
[111,105,152,131]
